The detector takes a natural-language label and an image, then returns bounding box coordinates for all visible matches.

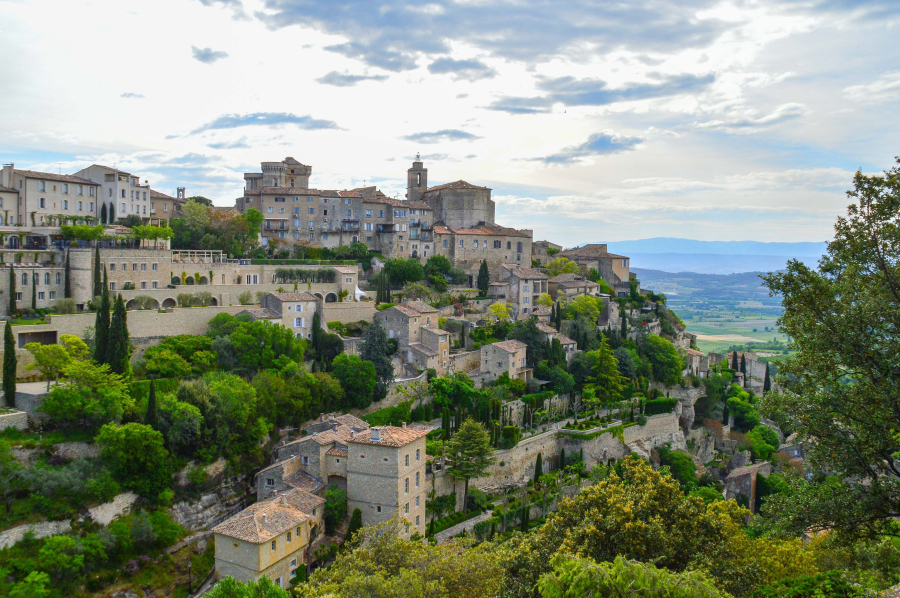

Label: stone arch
[198,276,209,285]
[325,293,337,303]
[125,298,160,311]
[171,277,181,286]
[314,293,324,300]
[327,474,347,492]
[185,276,195,285]
[8,236,19,249]
[161,297,177,309]
[209,297,218,306]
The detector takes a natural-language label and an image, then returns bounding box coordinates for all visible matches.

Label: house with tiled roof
[557,244,632,297]
[724,461,772,512]
[479,339,532,383]
[213,488,324,587]
[261,292,320,340]
[548,272,603,300]
[532,240,562,266]
[374,300,450,376]
[488,264,550,320]
[346,424,430,536]
[536,322,578,362]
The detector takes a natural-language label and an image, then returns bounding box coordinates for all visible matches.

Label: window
[152,281,158,289]
[132,263,137,272]
[110,263,116,271]
[63,200,69,210]
[78,186,84,196]
[460,240,465,248]
[416,449,420,461]
[416,496,420,507]
[271,540,276,551]
[89,187,94,197]
[483,240,488,248]
[307,196,313,202]
[308,207,315,214]
[296,527,301,537]
[275,197,285,203]
[518,242,524,253]
[140,263,147,271]
[61,184,68,194]
[109,282,115,290]
[21,274,26,285]
[376,505,382,513]
[507,242,512,250]
[287,531,291,542]
[77,201,83,211]
[55,273,61,284]
[14,293,21,301]
[266,478,275,487]
[279,207,285,213]
[365,209,373,217]
[405,455,409,467]
[405,478,409,493]
[141,282,147,290]
[416,515,420,526]
[294,317,306,327]
[302,456,310,465]
[37,292,45,300]
[494,240,501,248]
[473,240,478,248]
[443,239,448,248]
[404,503,409,514]
[49,291,56,300]
[44,273,49,284]
[267,207,273,213]
[415,472,420,487]
[120,202,126,212]
[152,263,157,271]
[38,181,45,192]
[89,202,94,211]
[164,204,168,212]
[365,223,372,231]
[378,209,385,217]
[121,190,126,199]
[346,209,352,217]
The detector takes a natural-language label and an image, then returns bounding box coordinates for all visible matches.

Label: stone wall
[448,350,480,374]
[13,390,49,423]
[322,301,376,325]
[354,371,429,417]
[0,410,27,431]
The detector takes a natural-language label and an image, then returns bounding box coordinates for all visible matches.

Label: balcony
[376,224,395,234]
[410,219,421,227]
[420,222,433,231]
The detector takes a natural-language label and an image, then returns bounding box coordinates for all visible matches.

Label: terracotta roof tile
[326,447,349,457]
[489,340,528,353]
[405,299,438,313]
[237,308,281,320]
[348,426,430,447]
[726,462,770,480]
[270,292,319,302]
[425,180,491,192]
[14,169,100,186]
[409,342,438,357]
[504,265,548,280]
[0,186,18,193]
[212,489,316,543]
[149,189,176,200]
[332,266,358,274]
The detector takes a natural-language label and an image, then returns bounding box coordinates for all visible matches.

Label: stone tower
[406,156,427,203]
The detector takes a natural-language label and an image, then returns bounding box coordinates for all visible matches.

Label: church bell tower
[406,154,427,203]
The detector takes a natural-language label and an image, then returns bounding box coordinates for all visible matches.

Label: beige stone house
[548,273,602,300]
[536,322,577,362]
[346,425,429,536]
[261,292,319,339]
[480,339,532,383]
[212,488,324,587]
[488,265,549,320]
[557,244,632,297]
[374,300,450,376]
[531,240,562,266]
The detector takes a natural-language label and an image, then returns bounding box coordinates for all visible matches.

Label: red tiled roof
[432,224,531,239]
[15,169,100,186]
[212,489,316,543]
[425,180,491,192]
[348,426,430,447]
[270,292,318,302]
[489,340,528,353]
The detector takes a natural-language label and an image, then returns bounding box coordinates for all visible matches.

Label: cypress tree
[93,245,101,299]
[109,202,115,223]
[559,448,566,470]
[94,269,110,363]
[477,259,490,297]
[722,402,730,425]
[8,266,15,316]
[731,351,739,371]
[64,251,71,299]
[31,272,36,310]
[345,508,363,543]
[620,308,627,338]
[105,294,131,376]
[489,520,496,540]
[100,202,107,224]
[520,501,529,532]
[145,379,158,430]
[3,321,16,407]
[460,324,466,349]
[549,303,555,327]
[311,310,322,352]
[534,452,543,483]
[763,362,771,393]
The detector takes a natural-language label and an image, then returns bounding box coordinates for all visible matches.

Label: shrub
[499,425,520,449]
[237,290,253,305]
[643,398,678,415]
[54,298,76,314]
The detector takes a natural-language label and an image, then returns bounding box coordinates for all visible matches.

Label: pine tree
[100,202,107,224]
[105,294,131,377]
[731,351,739,371]
[460,324,466,349]
[93,245,101,299]
[448,418,495,515]
[763,362,771,393]
[345,508,363,544]
[30,272,36,310]
[145,379,158,429]
[534,452,543,483]
[477,259,490,297]
[3,321,16,407]
[489,520,496,540]
[442,406,451,439]
[64,251,71,299]
[8,266,15,316]
[620,308,627,338]
[94,269,110,363]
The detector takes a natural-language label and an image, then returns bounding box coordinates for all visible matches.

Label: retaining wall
[322,301,377,325]
[0,410,27,431]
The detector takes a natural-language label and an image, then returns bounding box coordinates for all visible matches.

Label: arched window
[44,273,50,285]
[416,173,421,186]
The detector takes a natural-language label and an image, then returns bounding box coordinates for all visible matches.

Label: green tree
[38,360,132,429]
[39,535,84,581]
[546,257,580,278]
[30,271,36,310]
[448,418,495,515]
[360,320,394,396]
[145,378,159,430]
[477,259,490,297]
[99,202,107,225]
[24,342,71,390]
[93,268,110,363]
[330,353,377,409]
[9,571,52,598]
[64,250,71,299]
[3,321,16,407]
[586,336,628,406]
[731,351,739,371]
[143,346,192,379]
[763,362,771,393]
[96,422,172,499]
[105,294,131,377]
[424,254,452,278]
[324,484,348,533]
[206,575,291,598]
[0,438,24,514]
[534,452,543,483]
[345,507,363,544]
[538,554,727,598]
[642,335,683,385]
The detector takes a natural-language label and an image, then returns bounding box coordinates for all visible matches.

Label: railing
[410,219,421,227]
[421,223,433,231]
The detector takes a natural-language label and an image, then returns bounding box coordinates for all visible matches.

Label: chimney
[371,428,381,442]
[1,163,12,188]
[402,422,407,429]
[262,514,268,523]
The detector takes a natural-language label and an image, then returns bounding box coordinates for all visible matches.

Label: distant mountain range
[601,238,827,275]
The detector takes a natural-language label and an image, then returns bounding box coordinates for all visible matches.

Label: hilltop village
[0,156,823,597]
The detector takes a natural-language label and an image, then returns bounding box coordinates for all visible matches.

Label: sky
[1,0,898,246]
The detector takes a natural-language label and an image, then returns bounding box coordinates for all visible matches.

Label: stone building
[346,424,429,536]
[531,240,562,266]
[73,164,182,224]
[212,488,324,587]
[374,300,450,376]
[724,461,772,512]
[536,322,577,362]
[488,265,549,320]
[261,292,320,340]
[479,340,531,383]
[548,273,603,300]
[557,244,632,297]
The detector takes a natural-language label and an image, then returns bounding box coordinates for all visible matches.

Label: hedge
[428,508,484,536]
[643,397,678,416]
[364,400,412,427]
[250,259,356,265]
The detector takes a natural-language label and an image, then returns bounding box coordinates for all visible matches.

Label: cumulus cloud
[535,132,643,164]
[316,71,389,87]
[428,57,496,81]
[488,73,715,113]
[191,45,229,64]
[402,129,481,144]
[120,92,145,99]
[184,112,340,136]
[843,71,900,104]
[207,138,251,149]
[694,103,809,132]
